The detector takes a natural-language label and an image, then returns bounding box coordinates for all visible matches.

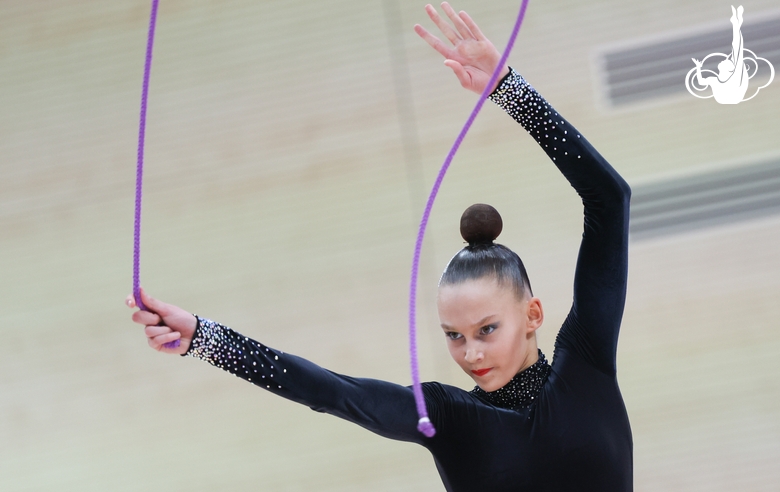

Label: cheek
[494,327,527,363]
[492,341,514,366]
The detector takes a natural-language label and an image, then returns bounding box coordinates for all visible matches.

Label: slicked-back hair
[439,243,533,300]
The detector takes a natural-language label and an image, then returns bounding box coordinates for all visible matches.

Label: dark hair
[439,204,533,299]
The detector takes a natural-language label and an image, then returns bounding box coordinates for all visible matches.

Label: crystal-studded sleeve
[185,317,435,444]
[489,68,631,376]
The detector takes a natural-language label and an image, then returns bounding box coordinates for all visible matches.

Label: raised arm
[692,58,713,87]
[416,3,631,375]
[489,70,630,375]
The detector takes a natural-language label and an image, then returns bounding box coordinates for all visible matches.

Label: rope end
[163,339,181,349]
[417,417,436,438]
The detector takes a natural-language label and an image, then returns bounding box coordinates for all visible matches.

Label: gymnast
[692,5,748,104]
[127,3,633,490]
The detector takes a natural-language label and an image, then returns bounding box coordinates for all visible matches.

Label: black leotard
[185,68,633,491]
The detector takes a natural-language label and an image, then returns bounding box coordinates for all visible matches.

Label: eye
[479,324,497,336]
[445,331,463,341]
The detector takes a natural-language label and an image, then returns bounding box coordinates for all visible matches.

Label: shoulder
[422,381,468,400]
[422,382,520,420]
[421,381,486,409]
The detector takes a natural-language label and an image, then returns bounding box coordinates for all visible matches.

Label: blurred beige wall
[1,0,779,490]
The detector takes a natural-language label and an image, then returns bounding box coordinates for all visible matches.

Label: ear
[525,297,544,333]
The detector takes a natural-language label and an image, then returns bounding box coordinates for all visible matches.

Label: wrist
[181,314,203,357]
[489,66,525,101]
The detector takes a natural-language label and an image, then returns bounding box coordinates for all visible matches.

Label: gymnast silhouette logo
[685,5,774,104]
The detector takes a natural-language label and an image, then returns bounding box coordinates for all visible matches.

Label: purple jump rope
[408,0,530,438]
[133,0,180,349]
[133,0,531,416]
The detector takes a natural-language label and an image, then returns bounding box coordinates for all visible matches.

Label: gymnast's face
[437,277,543,392]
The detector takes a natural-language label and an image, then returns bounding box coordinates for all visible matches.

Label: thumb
[444,59,473,91]
[139,287,169,317]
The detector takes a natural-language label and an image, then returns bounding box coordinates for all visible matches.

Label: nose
[464,344,484,364]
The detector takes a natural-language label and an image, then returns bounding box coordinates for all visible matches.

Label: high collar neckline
[469,349,551,410]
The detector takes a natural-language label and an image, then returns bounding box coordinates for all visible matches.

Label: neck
[516,337,539,373]
[469,349,551,410]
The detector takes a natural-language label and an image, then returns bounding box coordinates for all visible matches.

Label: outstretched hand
[126,288,196,354]
[414,2,509,95]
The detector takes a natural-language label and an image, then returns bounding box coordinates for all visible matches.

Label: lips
[471,368,492,377]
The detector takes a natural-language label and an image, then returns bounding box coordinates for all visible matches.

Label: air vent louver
[630,158,780,239]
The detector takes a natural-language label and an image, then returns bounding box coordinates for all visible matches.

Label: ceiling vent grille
[598,14,780,107]
[630,157,780,239]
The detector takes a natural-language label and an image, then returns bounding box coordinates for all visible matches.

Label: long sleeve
[184,317,434,444]
[489,68,631,375]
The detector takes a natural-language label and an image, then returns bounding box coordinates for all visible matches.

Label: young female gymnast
[127,3,633,490]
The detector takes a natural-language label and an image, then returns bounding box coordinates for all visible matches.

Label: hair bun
[460,204,503,245]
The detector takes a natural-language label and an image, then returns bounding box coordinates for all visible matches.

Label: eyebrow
[441,314,496,331]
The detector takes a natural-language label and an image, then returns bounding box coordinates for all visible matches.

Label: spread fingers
[425,3,460,45]
[414,24,457,60]
[440,2,475,40]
